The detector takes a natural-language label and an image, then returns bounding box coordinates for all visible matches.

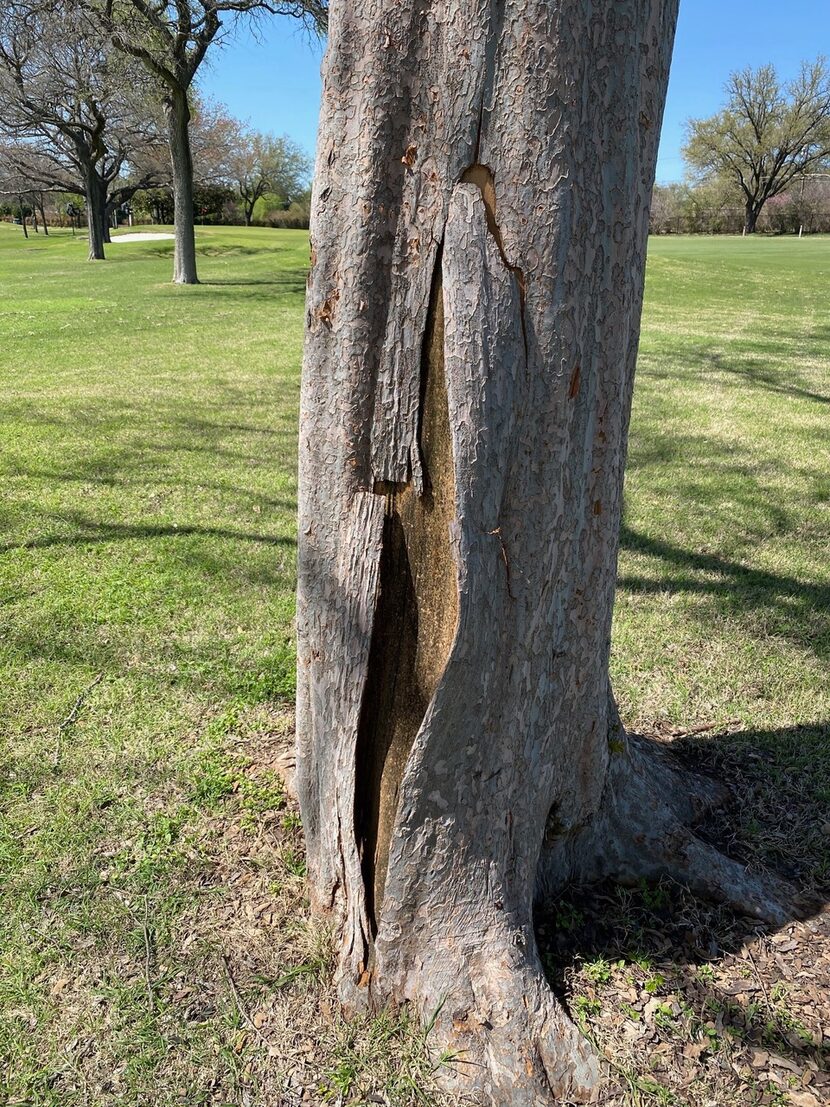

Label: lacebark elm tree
[296,2,786,1102]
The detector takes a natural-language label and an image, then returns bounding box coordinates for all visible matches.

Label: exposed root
[411,931,600,1106]
[590,736,791,927]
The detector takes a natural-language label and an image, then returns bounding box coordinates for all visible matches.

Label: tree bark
[744,201,760,234]
[296,3,787,1103]
[84,168,107,261]
[165,88,199,284]
[38,194,48,235]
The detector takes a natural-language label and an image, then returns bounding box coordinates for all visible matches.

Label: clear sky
[201,1,830,185]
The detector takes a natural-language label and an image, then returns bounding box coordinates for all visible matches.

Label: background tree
[126,98,249,225]
[0,0,165,259]
[0,146,56,232]
[229,130,310,225]
[96,0,327,283]
[297,2,790,1103]
[684,58,830,233]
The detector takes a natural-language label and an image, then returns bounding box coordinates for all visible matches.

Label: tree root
[396,927,600,1106]
[569,733,792,927]
[366,731,792,1107]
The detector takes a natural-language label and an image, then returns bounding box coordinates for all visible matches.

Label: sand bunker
[112,232,175,242]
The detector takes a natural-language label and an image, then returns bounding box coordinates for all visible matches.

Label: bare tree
[0,132,167,243]
[684,58,830,233]
[0,145,64,231]
[228,129,310,225]
[296,2,789,1103]
[94,0,326,282]
[0,0,166,258]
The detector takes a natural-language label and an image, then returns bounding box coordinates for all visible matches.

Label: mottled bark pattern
[297,3,783,1103]
[166,90,199,285]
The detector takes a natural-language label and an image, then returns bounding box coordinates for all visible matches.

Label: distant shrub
[261,201,310,230]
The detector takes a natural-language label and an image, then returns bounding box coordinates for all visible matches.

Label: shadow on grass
[619,525,830,659]
[641,341,829,407]
[0,519,295,554]
[198,277,306,289]
[539,721,830,1069]
[620,525,830,609]
[706,350,830,407]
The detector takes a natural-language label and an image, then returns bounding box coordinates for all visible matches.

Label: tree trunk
[38,194,48,235]
[165,88,199,284]
[84,169,107,261]
[296,3,787,1103]
[744,201,759,234]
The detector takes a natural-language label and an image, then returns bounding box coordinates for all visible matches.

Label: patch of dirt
[541,884,829,1106]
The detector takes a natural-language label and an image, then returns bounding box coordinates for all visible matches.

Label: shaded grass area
[1,225,829,1106]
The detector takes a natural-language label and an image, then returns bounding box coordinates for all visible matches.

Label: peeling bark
[355,260,458,931]
[296,2,783,1103]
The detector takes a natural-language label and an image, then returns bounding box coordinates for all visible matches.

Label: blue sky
[202,1,830,185]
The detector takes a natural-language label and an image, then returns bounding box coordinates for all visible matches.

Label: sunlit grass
[1,223,828,1104]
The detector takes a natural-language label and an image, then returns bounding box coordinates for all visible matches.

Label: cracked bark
[296,2,786,1103]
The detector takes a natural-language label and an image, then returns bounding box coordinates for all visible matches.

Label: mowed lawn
[1,223,828,1106]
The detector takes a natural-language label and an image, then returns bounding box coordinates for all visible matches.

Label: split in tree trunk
[165,89,199,284]
[296,3,788,1103]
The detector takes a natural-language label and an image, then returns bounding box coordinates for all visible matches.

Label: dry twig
[142,895,155,1013]
[221,953,271,1049]
[53,672,103,768]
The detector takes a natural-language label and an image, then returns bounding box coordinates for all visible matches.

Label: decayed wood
[295,2,782,1102]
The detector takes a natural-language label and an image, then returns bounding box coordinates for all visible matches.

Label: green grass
[617,235,830,733]
[1,223,828,1105]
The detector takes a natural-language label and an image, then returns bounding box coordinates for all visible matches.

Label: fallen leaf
[50,976,71,997]
[788,1092,820,1107]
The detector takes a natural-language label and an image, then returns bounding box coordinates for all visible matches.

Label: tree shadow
[538,722,830,1083]
[704,349,830,407]
[638,339,829,409]
[199,278,306,289]
[618,525,830,661]
[0,516,295,555]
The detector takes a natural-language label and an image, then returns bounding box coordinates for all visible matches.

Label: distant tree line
[650,174,830,235]
[660,56,830,235]
[0,0,325,281]
[0,96,313,231]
